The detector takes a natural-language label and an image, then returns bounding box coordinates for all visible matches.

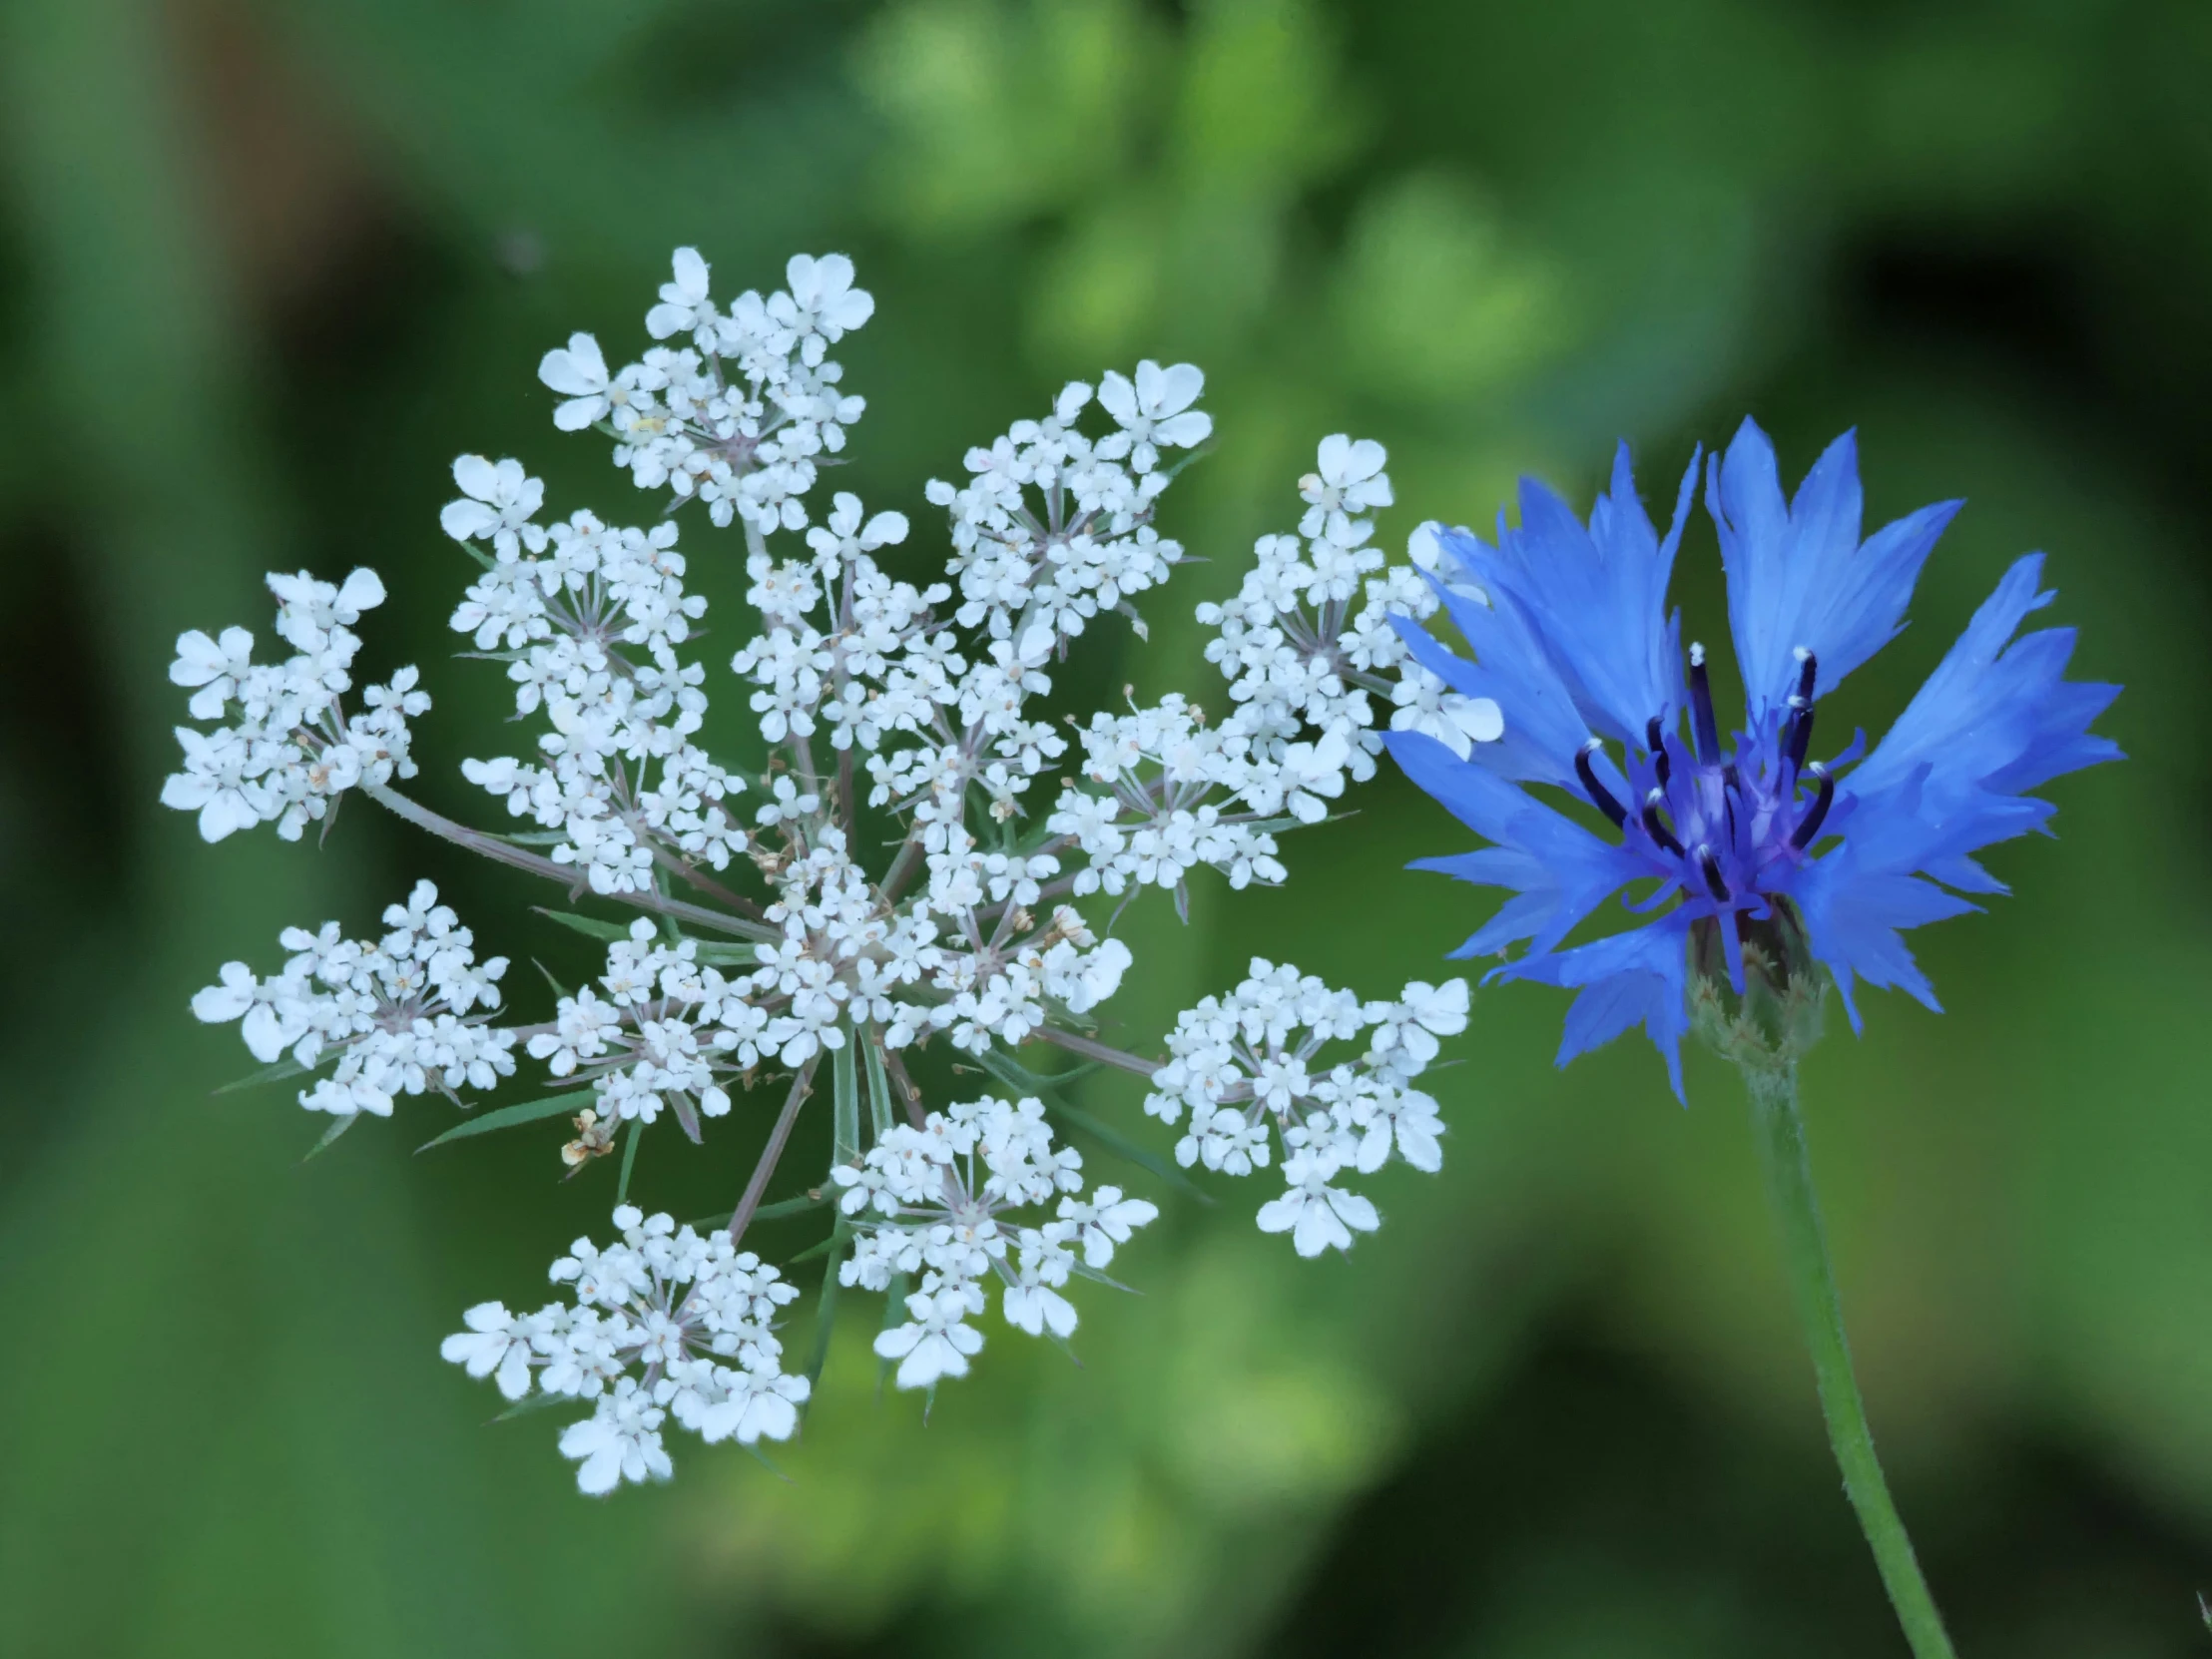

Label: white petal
[169,630,222,686]
[747,1391,798,1442]
[537,332,607,395]
[783,251,826,300]
[1254,1193,1301,1235]
[451,453,499,500]
[200,794,254,842]
[238,1002,288,1064]
[1457,697,1504,745]
[440,499,497,542]
[190,969,254,1023]
[494,1349,532,1400]
[1146,361,1205,415]
[1041,1289,1077,1339]
[1328,1189,1380,1233]
[575,1445,622,1495]
[552,396,605,432]
[1293,1199,1352,1257]
[337,568,385,614]
[161,771,211,812]
[1152,410,1213,449]
[1097,370,1136,425]
[1395,1119,1443,1173]
[670,246,709,298]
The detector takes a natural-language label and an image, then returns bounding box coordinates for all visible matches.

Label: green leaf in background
[213,1055,318,1095]
[531,907,637,943]
[299,1111,361,1162]
[831,1026,860,1165]
[489,1388,580,1425]
[615,1117,643,1207]
[414,1090,598,1153]
[805,1216,854,1396]
[863,1031,896,1142]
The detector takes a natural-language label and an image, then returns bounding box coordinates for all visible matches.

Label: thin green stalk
[831,1029,860,1166]
[1745,1063,1957,1659]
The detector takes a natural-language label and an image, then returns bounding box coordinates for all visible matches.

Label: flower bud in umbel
[1689,897,1828,1072]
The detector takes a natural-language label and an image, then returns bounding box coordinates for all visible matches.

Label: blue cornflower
[1385,418,2121,1098]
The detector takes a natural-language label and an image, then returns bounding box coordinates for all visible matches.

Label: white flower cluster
[528,919,761,1140]
[192,881,515,1118]
[164,249,1495,1489]
[540,249,869,532]
[1046,437,1505,912]
[440,1205,811,1493]
[162,569,427,841]
[1145,961,1469,1258]
[830,1095,1158,1388]
[923,363,1204,652]
[441,457,744,897]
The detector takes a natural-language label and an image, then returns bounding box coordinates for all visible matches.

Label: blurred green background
[2,0,2208,1652]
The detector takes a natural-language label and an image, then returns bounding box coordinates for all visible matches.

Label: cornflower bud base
[1688,898,1827,1075]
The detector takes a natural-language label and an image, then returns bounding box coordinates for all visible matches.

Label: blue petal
[1796,850,1978,1030]
[1799,553,2119,1020]
[1710,419,1961,718]
[1387,730,1642,955]
[1845,553,2123,857]
[1460,446,1698,746]
[1392,547,1599,790]
[1499,911,1691,1102]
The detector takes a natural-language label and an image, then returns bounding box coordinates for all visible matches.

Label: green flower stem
[1744,1063,1957,1659]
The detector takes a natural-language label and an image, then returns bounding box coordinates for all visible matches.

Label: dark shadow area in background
[1855,227,2104,405]
[1258,1328,2209,1658]
[0,518,135,1192]
[1843,224,2212,830]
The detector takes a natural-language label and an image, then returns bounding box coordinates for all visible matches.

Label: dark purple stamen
[1645,717,1671,792]
[1641,789,1685,856]
[1782,649,1818,774]
[1697,844,1730,902]
[1574,740,1627,829]
[1790,763,1835,849]
[1688,644,1721,762]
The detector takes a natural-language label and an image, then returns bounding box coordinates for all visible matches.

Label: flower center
[1573,642,1835,909]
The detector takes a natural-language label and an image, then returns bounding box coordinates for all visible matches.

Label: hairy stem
[726,1057,819,1247]
[833,551,857,839]
[1033,1025,1160,1078]
[362,783,777,942]
[878,1044,928,1129]
[648,844,766,919]
[1745,1063,1957,1659]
